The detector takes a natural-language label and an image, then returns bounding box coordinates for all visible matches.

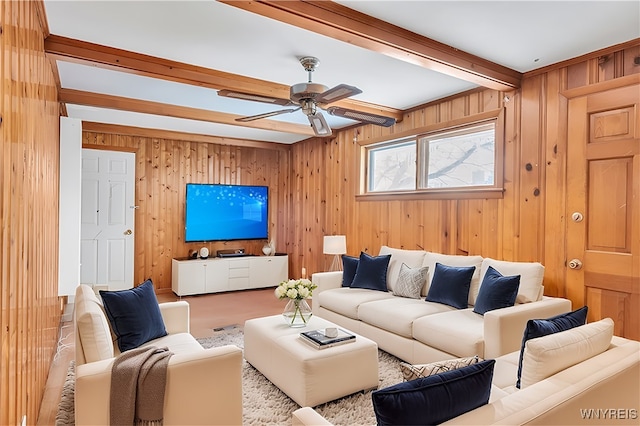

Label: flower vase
[282,299,312,327]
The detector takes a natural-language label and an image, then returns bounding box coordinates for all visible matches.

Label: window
[362,118,502,199]
[418,123,495,189]
[368,139,416,192]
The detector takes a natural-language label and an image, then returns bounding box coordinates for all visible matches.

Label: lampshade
[323,235,347,255]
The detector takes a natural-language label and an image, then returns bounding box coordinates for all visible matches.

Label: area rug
[56,325,403,425]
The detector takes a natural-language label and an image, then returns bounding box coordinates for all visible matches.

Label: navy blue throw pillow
[425,263,475,309]
[341,255,359,287]
[516,306,588,388]
[350,252,391,292]
[100,279,167,352]
[473,266,520,315]
[372,359,495,426]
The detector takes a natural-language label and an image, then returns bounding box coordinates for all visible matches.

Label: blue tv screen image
[185,183,268,242]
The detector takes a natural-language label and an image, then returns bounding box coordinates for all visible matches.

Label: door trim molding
[561,74,640,99]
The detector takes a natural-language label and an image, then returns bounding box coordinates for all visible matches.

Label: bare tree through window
[366,121,496,193]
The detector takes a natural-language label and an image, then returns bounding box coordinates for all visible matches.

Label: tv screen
[185,183,268,242]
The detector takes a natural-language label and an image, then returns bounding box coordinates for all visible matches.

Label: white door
[80,149,136,291]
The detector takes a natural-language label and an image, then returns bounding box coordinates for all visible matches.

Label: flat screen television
[185,183,268,242]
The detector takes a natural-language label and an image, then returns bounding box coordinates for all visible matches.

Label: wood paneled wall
[0,1,62,425]
[290,41,640,303]
[82,130,291,292]
[80,43,639,314]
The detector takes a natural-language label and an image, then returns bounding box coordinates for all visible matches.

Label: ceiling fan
[218,56,396,137]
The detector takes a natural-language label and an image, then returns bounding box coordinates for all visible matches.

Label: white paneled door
[80,149,135,291]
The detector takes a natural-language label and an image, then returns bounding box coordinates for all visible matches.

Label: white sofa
[312,247,572,364]
[73,284,243,425]
[293,329,640,425]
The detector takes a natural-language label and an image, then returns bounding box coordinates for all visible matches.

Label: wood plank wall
[291,41,640,302]
[0,1,61,425]
[82,130,291,292]
[79,42,639,310]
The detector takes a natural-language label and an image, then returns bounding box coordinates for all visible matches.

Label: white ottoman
[244,315,379,407]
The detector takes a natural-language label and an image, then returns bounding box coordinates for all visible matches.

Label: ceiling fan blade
[316,84,362,104]
[236,107,300,122]
[327,106,396,127]
[308,112,332,136]
[218,89,294,106]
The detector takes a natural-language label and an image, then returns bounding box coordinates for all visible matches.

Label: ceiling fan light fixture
[218,89,292,106]
[308,112,332,136]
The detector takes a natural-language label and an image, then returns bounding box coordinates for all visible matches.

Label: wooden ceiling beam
[59,88,317,136]
[45,34,403,122]
[221,0,522,91]
[82,121,293,150]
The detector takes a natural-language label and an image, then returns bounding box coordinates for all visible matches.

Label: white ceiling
[43,1,640,144]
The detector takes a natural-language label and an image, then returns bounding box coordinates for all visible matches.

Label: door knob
[124,229,132,235]
[571,212,584,222]
[568,259,582,270]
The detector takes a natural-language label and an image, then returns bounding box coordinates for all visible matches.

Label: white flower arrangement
[275,278,317,300]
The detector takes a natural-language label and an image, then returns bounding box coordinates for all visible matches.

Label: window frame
[358,109,505,201]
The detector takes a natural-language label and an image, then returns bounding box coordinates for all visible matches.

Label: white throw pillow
[379,246,426,293]
[422,252,483,301]
[479,258,544,304]
[520,318,614,388]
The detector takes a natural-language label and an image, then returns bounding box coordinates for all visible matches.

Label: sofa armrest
[159,301,190,334]
[310,271,343,316]
[483,296,572,358]
[311,271,343,294]
[292,407,333,426]
[75,344,243,425]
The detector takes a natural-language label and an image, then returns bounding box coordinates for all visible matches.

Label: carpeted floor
[56,325,404,425]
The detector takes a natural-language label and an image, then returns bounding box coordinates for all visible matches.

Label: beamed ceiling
[43,0,640,144]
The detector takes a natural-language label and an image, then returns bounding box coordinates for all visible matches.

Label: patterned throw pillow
[393,263,429,299]
[399,355,482,381]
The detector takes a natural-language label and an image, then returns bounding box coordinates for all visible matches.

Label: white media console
[171,255,288,296]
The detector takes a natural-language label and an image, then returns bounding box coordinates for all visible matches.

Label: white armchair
[73,284,243,425]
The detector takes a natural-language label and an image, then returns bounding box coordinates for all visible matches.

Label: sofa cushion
[100,279,168,352]
[516,306,588,388]
[479,258,544,304]
[139,332,204,356]
[425,263,475,309]
[491,351,520,390]
[341,255,359,287]
[75,285,115,363]
[393,263,429,299]
[473,266,520,315]
[358,298,455,338]
[422,253,483,303]
[372,359,495,426]
[413,309,484,358]
[519,318,614,389]
[317,287,395,320]
[350,252,391,292]
[400,355,481,381]
[379,246,427,293]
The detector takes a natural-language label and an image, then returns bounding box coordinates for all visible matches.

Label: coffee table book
[300,328,356,349]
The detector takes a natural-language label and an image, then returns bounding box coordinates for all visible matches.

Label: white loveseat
[293,324,640,425]
[73,284,243,425]
[312,247,572,364]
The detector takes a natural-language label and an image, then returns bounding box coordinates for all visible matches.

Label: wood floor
[36,287,285,425]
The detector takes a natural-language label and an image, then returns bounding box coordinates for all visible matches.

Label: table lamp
[323,235,347,271]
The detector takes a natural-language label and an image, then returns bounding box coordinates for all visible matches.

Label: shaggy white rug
[56,325,404,425]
